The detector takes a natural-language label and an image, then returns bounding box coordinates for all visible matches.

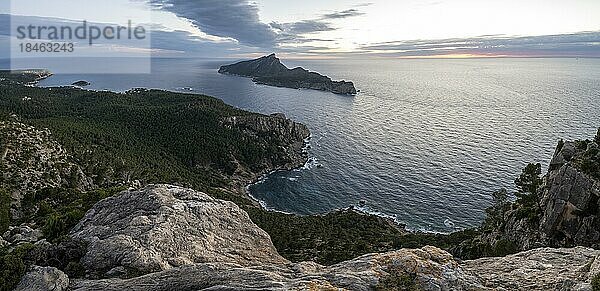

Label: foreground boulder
[70,185,287,278]
[72,246,486,290]
[463,247,600,290]
[68,185,485,289]
[41,184,600,290]
[14,266,69,291]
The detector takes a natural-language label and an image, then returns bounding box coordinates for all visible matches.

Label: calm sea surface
[7,57,600,232]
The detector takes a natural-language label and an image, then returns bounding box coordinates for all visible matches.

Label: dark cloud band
[360,32,600,57]
[149,0,277,48]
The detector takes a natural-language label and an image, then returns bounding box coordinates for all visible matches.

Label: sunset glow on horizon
[1,0,599,58]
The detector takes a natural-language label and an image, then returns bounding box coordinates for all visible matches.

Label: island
[71,80,91,87]
[218,53,357,95]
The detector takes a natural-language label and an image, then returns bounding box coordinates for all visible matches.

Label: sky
[1,0,600,58]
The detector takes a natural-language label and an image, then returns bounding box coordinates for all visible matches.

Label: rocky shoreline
[220,112,311,204]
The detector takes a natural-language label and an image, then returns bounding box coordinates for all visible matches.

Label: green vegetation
[246,207,403,264]
[0,189,10,234]
[483,189,511,232]
[0,239,87,290]
[514,163,543,223]
[245,202,480,264]
[21,187,124,242]
[592,272,600,291]
[595,128,600,145]
[452,236,518,259]
[375,271,421,291]
[0,243,35,291]
[0,81,289,191]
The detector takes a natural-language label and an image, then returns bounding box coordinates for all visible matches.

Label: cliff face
[218,54,357,95]
[541,141,600,247]
[474,139,600,252]
[221,113,310,189]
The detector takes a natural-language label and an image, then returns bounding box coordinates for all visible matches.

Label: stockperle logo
[9,0,152,74]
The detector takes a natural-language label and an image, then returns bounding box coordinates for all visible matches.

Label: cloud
[271,20,334,35]
[149,1,367,47]
[148,0,277,48]
[359,31,600,57]
[270,8,366,44]
[352,3,374,8]
[3,14,598,58]
[321,9,365,20]
[0,14,260,58]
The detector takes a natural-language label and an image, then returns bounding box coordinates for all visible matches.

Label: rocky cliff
[218,54,357,95]
[541,140,600,247]
[222,113,310,168]
[472,138,600,253]
[15,185,600,291]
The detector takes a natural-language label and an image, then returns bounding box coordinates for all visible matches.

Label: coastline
[27,72,460,234]
[24,71,478,235]
[244,134,313,213]
[31,72,317,213]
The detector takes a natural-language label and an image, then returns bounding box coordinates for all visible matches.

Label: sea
[4,57,600,232]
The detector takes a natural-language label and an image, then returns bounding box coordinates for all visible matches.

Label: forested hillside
[0,78,293,191]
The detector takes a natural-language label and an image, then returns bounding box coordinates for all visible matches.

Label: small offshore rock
[71,80,91,87]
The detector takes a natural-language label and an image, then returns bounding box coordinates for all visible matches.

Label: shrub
[556,139,565,153]
[595,128,600,145]
[483,189,511,231]
[23,187,123,243]
[0,189,10,234]
[375,271,421,291]
[64,261,86,278]
[0,244,35,291]
[515,163,542,197]
[593,272,600,291]
[43,213,67,242]
[514,163,543,222]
